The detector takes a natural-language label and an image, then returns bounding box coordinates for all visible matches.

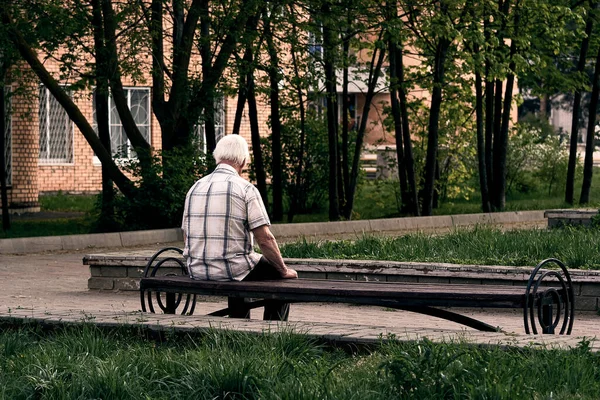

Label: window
[308,28,323,58]
[195,95,225,153]
[39,86,73,164]
[2,86,11,186]
[93,88,151,159]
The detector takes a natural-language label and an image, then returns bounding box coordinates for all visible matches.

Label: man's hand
[281,268,298,279]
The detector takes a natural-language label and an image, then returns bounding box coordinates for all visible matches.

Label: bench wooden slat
[140,276,542,308]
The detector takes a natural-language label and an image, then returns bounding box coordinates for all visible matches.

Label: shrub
[96,145,207,231]
[507,116,574,195]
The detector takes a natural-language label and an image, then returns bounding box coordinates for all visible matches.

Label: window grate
[3,87,11,186]
[39,86,73,164]
[93,88,151,159]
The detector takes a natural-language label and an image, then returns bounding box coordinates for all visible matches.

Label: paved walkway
[0,242,599,350]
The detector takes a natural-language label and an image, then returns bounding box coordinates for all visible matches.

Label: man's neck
[219,161,243,175]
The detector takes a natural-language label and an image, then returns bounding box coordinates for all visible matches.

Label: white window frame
[308,26,323,58]
[38,85,74,165]
[3,86,11,186]
[195,95,225,153]
[93,87,151,163]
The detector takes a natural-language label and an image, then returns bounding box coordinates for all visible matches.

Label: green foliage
[281,226,600,270]
[507,116,575,195]
[260,115,331,215]
[353,179,403,219]
[98,145,207,231]
[1,324,600,399]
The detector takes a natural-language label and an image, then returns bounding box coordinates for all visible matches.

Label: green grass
[0,218,95,239]
[39,192,97,212]
[0,193,97,239]
[281,226,600,270]
[0,324,599,399]
[291,171,600,222]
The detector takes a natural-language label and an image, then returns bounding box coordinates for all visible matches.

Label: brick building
[2,59,392,213]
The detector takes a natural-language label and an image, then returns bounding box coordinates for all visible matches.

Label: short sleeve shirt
[181,164,271,281]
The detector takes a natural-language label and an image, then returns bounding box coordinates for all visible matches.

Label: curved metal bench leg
[524,258,575,335]
[140,247,197,315]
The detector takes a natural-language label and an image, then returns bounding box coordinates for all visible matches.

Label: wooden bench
[139,248,575,335]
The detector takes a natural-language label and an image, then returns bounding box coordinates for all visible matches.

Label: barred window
[39,86,73,164]
[3,86,11,186]
[195,95,225,153]
[93,87,151,159]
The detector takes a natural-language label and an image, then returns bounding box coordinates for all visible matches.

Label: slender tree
[567,0,596,204]
[264,7,284,222]
[580,39,600,203]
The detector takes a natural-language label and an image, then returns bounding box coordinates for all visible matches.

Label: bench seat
[141,276,532,308]
[139,248,575,335]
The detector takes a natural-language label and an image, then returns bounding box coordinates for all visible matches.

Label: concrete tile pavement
[0,242,599,350]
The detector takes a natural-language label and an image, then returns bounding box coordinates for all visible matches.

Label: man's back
[182,164,270,281]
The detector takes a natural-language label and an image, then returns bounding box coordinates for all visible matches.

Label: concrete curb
[270,210,545,240]
[0,210,546,254]
[0,229,183,254]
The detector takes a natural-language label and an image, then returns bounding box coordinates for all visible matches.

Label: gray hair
[213,134,250,167]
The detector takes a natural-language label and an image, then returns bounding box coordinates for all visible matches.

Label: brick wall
[6,79,40,210]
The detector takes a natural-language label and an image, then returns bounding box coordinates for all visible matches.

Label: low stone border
[0,229,183,254]
[1,210,546,254]
[84,251,600,312]
[544,209,599,228]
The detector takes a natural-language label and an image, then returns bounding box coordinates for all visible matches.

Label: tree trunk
[322,10,340,221]
[492,2,519,211]
[199,12,217,154]
[92,0,115,229]
[396,44,419,216]
[484,72,495,199]
[493,62,516,211]
[579,43,600,204]
[340,16,352,213]
[422,39,450,216]
[474,47,491,213]
[344,39,386,219]
[246,65,269,210]
[265,15,283,222]
[287,5,307,223]
[232,73,247,135]
[566,5,594,204]
[388,39,409,212]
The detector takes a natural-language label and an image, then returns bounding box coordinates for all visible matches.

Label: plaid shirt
[182,164,270,281]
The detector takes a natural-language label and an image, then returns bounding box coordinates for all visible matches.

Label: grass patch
[0,218,95,239]
[281,226,600,270]
[39,192,97,213]
[0,324,599,399]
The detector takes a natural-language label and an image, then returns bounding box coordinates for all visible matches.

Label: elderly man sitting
[181,134,297,320]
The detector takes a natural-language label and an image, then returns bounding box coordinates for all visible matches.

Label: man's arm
[252,225,298,279]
